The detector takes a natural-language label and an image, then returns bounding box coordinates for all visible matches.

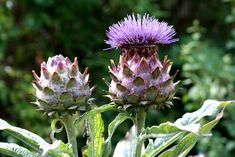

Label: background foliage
[0,0,235,156]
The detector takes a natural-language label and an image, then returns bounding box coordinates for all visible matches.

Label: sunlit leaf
[102,112,134,157]
[142,100,235,157]
[86,110,105,157]
[44,140,73,157]
[158,109,224,157]
[77,103,116,123]
[0,142,39,157]
[0,118,50,152]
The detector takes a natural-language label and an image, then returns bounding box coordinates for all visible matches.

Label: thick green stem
[62,115,79,157]
[132,108,146,157]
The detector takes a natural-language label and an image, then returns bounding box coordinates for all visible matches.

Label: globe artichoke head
[32,54,93,116]
[107,46,178,109]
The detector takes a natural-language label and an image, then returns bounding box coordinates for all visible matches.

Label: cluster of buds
[32,55,93,116]
[105,14,178,109]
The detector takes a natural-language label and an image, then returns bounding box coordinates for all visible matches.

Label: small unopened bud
[32,54,93,116]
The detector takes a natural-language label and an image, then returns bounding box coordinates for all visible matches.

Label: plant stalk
[132,107,146,157]
[62,115,79,157]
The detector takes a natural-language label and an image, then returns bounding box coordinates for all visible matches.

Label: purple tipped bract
[106,14,178,48]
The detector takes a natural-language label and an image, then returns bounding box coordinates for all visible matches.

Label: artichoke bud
[32,54,93,116]
[107,47,178,109]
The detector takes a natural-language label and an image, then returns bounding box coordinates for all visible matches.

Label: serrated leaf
[174,100,220,126]
[141,100,235,157]
[0,142,39,157]
[86,110,105,157]
[173,100,234,133]
[0,119,73,157]
[102,112,134,157]
[158,109,224,157]
[0,118,50,152]
[141,123,185,157]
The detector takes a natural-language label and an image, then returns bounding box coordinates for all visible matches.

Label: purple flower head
[105,13,178,48]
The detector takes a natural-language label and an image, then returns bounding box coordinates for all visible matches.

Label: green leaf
[78,103,116,157]
[143,139,154,156]
[141,100,234,157]
[141,122,185,157]
[0,119,73,157]
[158,109,224,157]
[0,142,39,157]
[44,140,74,157]
[0,118,50,152]
[82,148,88,157]
[77,103,116,124]
[102,112,134,157]
[86,110,105,157]
[174,100,221,126]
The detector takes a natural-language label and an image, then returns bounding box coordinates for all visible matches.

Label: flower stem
[132,107,146,157]
[62,115,79,157]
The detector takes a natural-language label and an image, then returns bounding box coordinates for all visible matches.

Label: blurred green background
[0,0,235,156]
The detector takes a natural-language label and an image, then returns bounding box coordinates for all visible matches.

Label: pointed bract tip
[103,78,110,86]
[32,80,43,90]
[73,57,78,66]
[82,67,89,78]
[32,70,40,81]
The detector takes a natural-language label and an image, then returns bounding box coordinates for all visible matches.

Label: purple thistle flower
[105,13,178,48]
